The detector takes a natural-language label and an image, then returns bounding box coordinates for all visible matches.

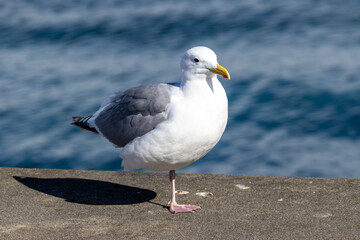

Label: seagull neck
[180,75,217,95]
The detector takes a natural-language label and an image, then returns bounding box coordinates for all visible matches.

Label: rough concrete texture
[0,167,359,240]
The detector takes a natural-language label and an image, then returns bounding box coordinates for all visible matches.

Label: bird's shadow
[13,176,164,207]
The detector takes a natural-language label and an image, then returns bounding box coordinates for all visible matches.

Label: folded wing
[90,84,174,147]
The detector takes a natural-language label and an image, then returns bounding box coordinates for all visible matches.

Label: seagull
[72,46,230,213]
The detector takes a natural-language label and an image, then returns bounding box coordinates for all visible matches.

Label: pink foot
[169,203,201,213]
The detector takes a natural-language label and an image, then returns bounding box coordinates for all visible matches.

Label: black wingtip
[71,116,83,121]
[71,116,99,134]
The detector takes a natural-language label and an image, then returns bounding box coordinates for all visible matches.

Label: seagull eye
[194,58,199,63]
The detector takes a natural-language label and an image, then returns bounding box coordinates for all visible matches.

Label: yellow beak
[209,64,230,79]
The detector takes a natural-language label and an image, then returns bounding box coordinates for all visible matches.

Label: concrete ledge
[0,167,359,239]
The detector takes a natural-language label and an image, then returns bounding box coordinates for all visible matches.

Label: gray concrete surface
[0,167,359,239]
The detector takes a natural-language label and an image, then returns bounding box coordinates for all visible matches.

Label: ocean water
[1,0,359,178]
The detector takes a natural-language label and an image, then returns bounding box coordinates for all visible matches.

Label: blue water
[1,0,359,178]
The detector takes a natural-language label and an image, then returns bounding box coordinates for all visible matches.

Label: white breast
[120,77,228,171]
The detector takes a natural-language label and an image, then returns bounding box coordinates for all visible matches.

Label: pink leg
[168,170,200,213]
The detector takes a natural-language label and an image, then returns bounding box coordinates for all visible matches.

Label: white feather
[120,47,228,171]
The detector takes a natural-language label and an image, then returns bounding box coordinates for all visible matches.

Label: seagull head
[180,46,230,81]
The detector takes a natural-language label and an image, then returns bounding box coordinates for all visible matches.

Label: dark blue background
[1,0,359,177]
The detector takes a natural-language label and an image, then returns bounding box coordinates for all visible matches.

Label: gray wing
[93,83,174,147]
